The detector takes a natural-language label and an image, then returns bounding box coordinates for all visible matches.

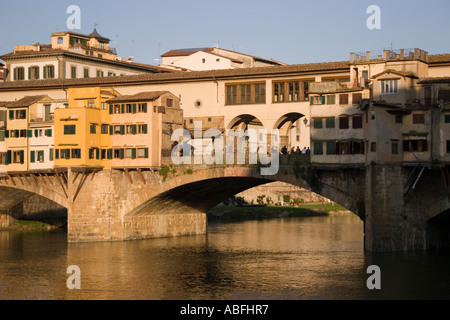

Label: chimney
[366,51,371,61]
[350,53,354,63]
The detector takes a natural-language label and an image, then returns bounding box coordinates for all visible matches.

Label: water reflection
[1,215,449,300]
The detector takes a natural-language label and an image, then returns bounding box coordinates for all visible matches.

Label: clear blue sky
[1,0,449,65]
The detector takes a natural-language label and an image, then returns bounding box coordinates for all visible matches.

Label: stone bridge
[1,156,450,252]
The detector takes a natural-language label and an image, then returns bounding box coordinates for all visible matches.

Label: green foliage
[158,165,170,181]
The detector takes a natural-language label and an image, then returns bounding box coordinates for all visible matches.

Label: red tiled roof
[107,91,171,103]
[417,77,450,84]
[0,60,351,91]
[6,95,49,107]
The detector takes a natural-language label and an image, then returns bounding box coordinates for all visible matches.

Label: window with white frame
[380,79,399,94]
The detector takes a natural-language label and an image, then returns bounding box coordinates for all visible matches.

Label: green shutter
[143,124,148,134]
[27,130,32,138]
[131,125,137,135]
[109,104,113,114]
[55,149,59,160]
[119,148,124,159]
[43,67,47,79]
[121,104,125,114]
[131,148,136,159]
[9,110,14,120]
[132,104,137,114]
[109,125,113,135]
[30,151,35,163]
[28,67,31,80]
[36,68,40,80]
[321,96,326,105]
[5,151,11,165]
[5,130,9,138]
[107,149,112,160]
[144,148,149,158]
[13,68,17,81]
[35,129,38,137]
[20,150,24,164]
[49,148,54,161]
[120,125,125,135]
[143,103,147,113]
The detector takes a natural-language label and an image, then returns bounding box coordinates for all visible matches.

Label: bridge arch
[123,165,364,221]
[227,114,265,130]
[273,112,307,151]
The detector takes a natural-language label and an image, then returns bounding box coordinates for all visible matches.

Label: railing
[29,114,54,123]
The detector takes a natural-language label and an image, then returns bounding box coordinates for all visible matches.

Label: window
[336,141,365,155]
[352,93,362,105]
[326,141,336,155]
[57,37,63,44]
[313,142,323,155]
[96,70,104,77]
[114,104,121,114]
[137,124,148,134]
[101,124,109,134]
[138,148,148,158]
[380,79,399,94]
[226,83,266,105]
[125,149,135,159]
[274,81,308,102]
[447,140,450,154]
[71,66,77,79]
[412,114,425,124]
[403,140,428,152]
[339,94,349,105]
[311,96,325,105]
[371,142,377,152]
[43,65,55,79]
[167,99,173,107]
[90,124,96,134]
[313,118,323,129]
[113,149,125,159]
[326,95,336,105]
[14,110,27,120]
[37,151,44,163]
[325,117,335,129]
[101,103,107,110]
[87,100,96,108]
[12,150,24,164]
[392,141,399,155]
[64,125,76,135]
[114,125,124,135]
[137,103,148,113]
[241,85,251,104]
[84,68,89,78]
[71,149,81,159]
[444,114,450,123]
[14,67,25,80]
[339,116,349,129]
[29,66,40,80]
[352,115,363,129]
[395,115,403,124]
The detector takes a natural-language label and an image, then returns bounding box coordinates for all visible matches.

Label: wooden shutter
[143,103,147,113]
[143,124,148,134]
[131,148,137,159]
[28,67,31,80]
[49,149,54,161]
[27,130,32,138]
[20,150,24,164]
[131,125,137,135]
[119,149,125,159]
[120,125,125,135]
[107,149,113,160]
[9,110,14,120]
[132,104,137,114]
[109,104,113,114]
[5,151,11,165]
[310,96,314,106]
[109,125,113,135]
[121,104,125,114]
[30,151,35,163]
[144,148,149,158]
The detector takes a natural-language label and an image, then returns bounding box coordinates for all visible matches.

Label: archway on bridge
[427,208,450,249]
[273,113,307,154]
[0,186,67,229]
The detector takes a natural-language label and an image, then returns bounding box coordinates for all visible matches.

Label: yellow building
[54,87,118,169]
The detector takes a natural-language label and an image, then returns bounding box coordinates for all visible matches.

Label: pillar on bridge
[364,163,450,252]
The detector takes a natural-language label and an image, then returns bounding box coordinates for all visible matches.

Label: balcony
[30,114,54,123]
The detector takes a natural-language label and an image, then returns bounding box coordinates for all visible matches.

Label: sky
[1,0,450,66]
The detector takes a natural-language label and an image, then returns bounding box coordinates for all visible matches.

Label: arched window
[57,37,63,44]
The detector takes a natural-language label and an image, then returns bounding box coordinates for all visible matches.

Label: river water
[1,214,449,300]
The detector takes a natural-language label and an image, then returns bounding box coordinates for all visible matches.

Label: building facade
[1,29,171,82]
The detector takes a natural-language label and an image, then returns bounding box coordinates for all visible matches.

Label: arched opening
[0,186,67,229]
[428,208,450,250]
[273,112,307,153]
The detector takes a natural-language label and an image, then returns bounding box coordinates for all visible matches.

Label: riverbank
[0,218,67,232]
[207,203,351,221]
